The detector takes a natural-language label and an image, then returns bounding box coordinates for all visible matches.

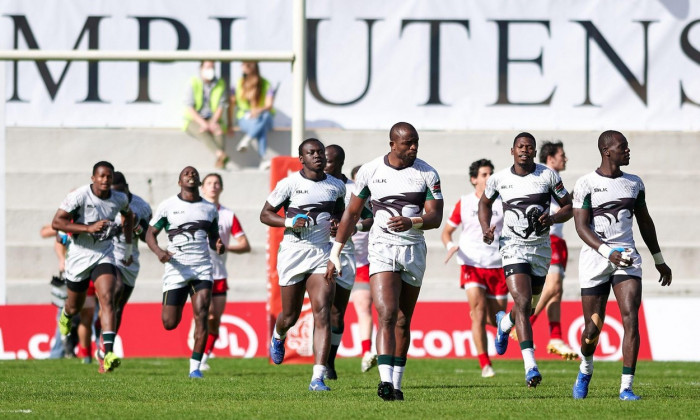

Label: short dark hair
[92,161,114,175]
[390,122,418,142]
[351,165,362,180]
[513,132,536,147]
[598,130,624,153]
[326,144,345,164]
[469,159,494,179]
[298,138,324,156]
[539,140,563,164]
[112,171,127,186]
[202,173,223,188]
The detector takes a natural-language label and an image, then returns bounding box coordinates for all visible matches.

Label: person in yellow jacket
[229,61,275,169]
[184,61,229,169]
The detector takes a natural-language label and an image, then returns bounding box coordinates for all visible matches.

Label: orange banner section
[266,156,313,363]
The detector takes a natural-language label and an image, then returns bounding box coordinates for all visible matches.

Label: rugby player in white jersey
[199,173,251,371]
[260,138,346,392]
[52,161,133,373]
[478,133,572,388]
[527,141,578,360]
[145,166,225,378]
[327,122,444,401]
[571,130,671,401]
[323,145,373,381]
[442,159,506,378]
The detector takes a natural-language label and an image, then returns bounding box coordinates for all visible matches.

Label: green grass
[0,358,698,419]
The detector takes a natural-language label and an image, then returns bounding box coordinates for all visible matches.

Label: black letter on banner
[574,20,654,106]
[680,19,700,106]
[401,19,470,106]
[307,18,379,106]
[6,15,107,103]
[490,20,554,106]
[131,16,190,103]
[212,17,243,89]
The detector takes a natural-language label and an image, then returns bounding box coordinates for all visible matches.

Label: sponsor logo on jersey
[372,179,388,184]
[593,187,608,192]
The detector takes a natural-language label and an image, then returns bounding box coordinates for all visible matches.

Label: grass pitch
[0,358,697,419]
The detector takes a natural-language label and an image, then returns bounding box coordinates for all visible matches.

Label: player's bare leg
[613,278,642,398]
[371,271,402,400]
[574,292,608,398]
[305,273,335,390]
[533,270,577,360]
[505,273,543,387]
[393,281,420,399]
[326,285,352,379]
[352,287,376,372]
[93,271,122,372]
[467,287,495,377]
[201,294,226,370]
[77,300,95,363]
[269,278,307,365]
[188,287,211,377]
[113,271,134,334]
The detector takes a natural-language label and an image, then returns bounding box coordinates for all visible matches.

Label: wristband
[652,252,665,265]
[329,241,343,271]
[410,217,424,229]
[597,244,614,258]
[446,241,456,251]
[355,222,365,232]
[285,214,309,228]
[123,244,133,260]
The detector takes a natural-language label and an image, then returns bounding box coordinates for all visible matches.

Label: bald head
[390,122,418,142]
[598,130,624,154]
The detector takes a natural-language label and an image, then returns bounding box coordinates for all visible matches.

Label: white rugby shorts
[162,260,213,292]
[277,243,331,287]
[65,251,115,283]
[368,241,427,287]
[117,259,140,287]
[336,251,357,291]
[499,241,551,279]
[578,245,642,289]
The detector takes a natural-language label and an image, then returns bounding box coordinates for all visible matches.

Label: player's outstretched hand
[216,238,225,255]
[87,220,110,234]
[121,255,133,267]
[157,249,173,263]
[656,263,672,286]
[387,216,412,232]
[444,245,459,264]
[482,225,496,245]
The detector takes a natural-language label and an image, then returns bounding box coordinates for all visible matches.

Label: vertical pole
[0,61,6,304]
[291,0,307,157]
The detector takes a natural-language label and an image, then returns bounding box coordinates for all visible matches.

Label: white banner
[2,0,700,130]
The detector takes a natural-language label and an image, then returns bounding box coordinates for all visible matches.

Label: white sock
[331,332,343,346]
[189,359,200,373]
[521,348,537,372]
[580,355,594,375]
[201,353,209,365]
[392,366,405,390]
[273,328,286,341]
[378,364,394,383]
[500,312,514,333]
[620,374,634,393]
[312,364,326,380]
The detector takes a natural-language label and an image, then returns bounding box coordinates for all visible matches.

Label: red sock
[77,344,89,358]
[477,353,491,369]
[550,322,562,340]
[361,339,371,354]
[530,313,539,325]
[204,334,218,354]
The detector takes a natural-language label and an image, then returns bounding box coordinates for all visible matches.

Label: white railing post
[291,0,307,157]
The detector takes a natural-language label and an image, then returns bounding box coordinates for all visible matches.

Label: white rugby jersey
[352,231,369,267]
[355,155,442,246]
[339,177,356,255]
[150,195,219,274]
[208,204,246,279]
[114,193,152,266]
[484,164,568,246]
[548,169,565,239]
[448,193,503,268]
[267,171,346,247]
[59,184,130,262]
[573,170,645,248]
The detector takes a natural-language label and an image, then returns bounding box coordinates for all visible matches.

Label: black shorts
[503,263,546,289]
[581,275,642,296]
[66,263,117,293]
[162,280,213,306]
